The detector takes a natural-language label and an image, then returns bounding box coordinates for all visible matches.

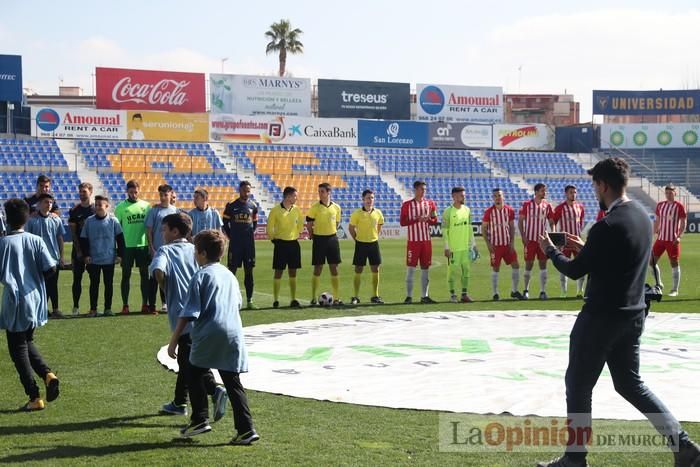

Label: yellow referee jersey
[267,203,304,241]
[306,201,341,236]
[349,207,384,243]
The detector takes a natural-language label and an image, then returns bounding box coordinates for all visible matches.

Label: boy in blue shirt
[168,229,258,444]
[145,184,178,313]
[0,198,60,411]
[80,196,125,317]
[189,189,223,237]
[149,213,227,419]
[26,194,66,318]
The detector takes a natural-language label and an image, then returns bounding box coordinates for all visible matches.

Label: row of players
[8,174,687,313]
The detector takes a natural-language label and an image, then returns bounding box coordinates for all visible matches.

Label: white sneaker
[668,290,679,297]
[161,304,168,313]
[450,294,458,303]
[72,307,79,316]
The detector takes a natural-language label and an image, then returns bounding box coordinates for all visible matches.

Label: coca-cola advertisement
[96,67,206,112]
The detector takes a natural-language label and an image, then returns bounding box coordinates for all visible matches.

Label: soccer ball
[318,292,334,306]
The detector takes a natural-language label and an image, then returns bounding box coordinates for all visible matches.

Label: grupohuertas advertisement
[31,107,126,139]
[491,124,555,150]
[429,122,492,149]
[417,84,503,123]
[126,111,209,142]
[600,123,700,149]
[210,74,311,117]
[210,114,357,146]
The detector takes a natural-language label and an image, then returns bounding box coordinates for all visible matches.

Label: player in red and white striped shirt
[518,183,555,299]
[400,180,438,303]
[482,188,523,301]
[651,184,687,296]
[553,185,586,297]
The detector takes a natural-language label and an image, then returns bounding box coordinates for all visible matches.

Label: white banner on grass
[158,311,700,421]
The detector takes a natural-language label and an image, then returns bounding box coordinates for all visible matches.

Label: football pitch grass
[0,237,697,466]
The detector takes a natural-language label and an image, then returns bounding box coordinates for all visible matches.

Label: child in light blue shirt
[188,189,223,237]
[150,213,225,418]
[168,229,258,444]
[0,198,60,411]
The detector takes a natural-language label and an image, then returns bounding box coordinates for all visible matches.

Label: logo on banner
[36,108,61,132]
[419,86,445,115]
[289,124,302,136]
[387,122,400,138]
[597,96,609,111]
[112,77,191,107]
[437,123,452,137]
[498,126,537,146]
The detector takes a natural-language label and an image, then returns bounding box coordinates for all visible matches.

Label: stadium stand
[365,147,491,175]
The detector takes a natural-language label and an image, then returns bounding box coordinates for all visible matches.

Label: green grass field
[0,237,698,466]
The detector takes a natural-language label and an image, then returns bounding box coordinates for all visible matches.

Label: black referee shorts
[272,240,301,270]
[228,239,256,269]
[311,234,341,266]
[352,240,381,266]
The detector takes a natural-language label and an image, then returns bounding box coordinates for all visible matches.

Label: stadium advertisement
[31,106,127,139]
[96,67,206,113]
[491,124,555,150]
[428,122,492,149]
[317,79,410,120]
[593,89,700,115]
[0,54,22,102]
[601,123,700,149]
[210,115,357,146]
[210,73,311,117]
[417,84,503,123]
[358,120,428,148]
[126,111,209,142]
[686,212,700,233]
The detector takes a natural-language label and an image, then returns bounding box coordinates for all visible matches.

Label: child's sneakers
[212,386,228,422]
[230,430,260,445]
[45,372,60,402]
[20,398,45,411]
[180,420,211,438]
[160,401,187,416]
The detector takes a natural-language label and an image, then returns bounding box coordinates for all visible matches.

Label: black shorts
[311,234,341,266]
[272,240,301,270]
[228,239,256,269]
[122,247,150,270]
[352,241,381,266]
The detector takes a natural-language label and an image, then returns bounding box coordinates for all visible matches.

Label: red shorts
[653,239,680,260]
[524,240,547,262]
[490,245,518,268]
[406,240,432,268]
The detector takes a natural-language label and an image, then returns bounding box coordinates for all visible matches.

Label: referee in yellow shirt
[266,186,305,308]
[349,189,384,305]
[306,182,342,306]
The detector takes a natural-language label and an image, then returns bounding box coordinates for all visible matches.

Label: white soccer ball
[318,292,334,306]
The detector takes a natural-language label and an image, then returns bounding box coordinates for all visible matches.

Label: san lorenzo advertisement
[96,67,206,113]
[492,124,555,150]
[358,120,428,148]
[417,84,503,123]
[31,107,126,139]
[601,123,700,149]
[593,89,700,115]
[210,74,311,117]
[126,111,209,142]
[210,115,357,146]
[429,122,492,149]
[317,79,410,120]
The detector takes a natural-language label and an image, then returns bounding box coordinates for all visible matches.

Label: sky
[4,0,700,120]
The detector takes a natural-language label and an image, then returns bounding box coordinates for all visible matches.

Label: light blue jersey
[181,263,247,373]
[81,215,123,265]
[188,206,223,236]
[26,214,65,262]
[145,205,178,252]
[149,240,198,333]
[0,232,56,332]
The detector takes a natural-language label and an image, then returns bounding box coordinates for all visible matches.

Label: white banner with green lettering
[158,311,700,421]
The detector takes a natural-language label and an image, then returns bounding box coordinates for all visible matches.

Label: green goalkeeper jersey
[442,204,473,252]
[114,198,151,248]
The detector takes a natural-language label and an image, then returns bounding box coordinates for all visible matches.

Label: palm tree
[265,19,304,77]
